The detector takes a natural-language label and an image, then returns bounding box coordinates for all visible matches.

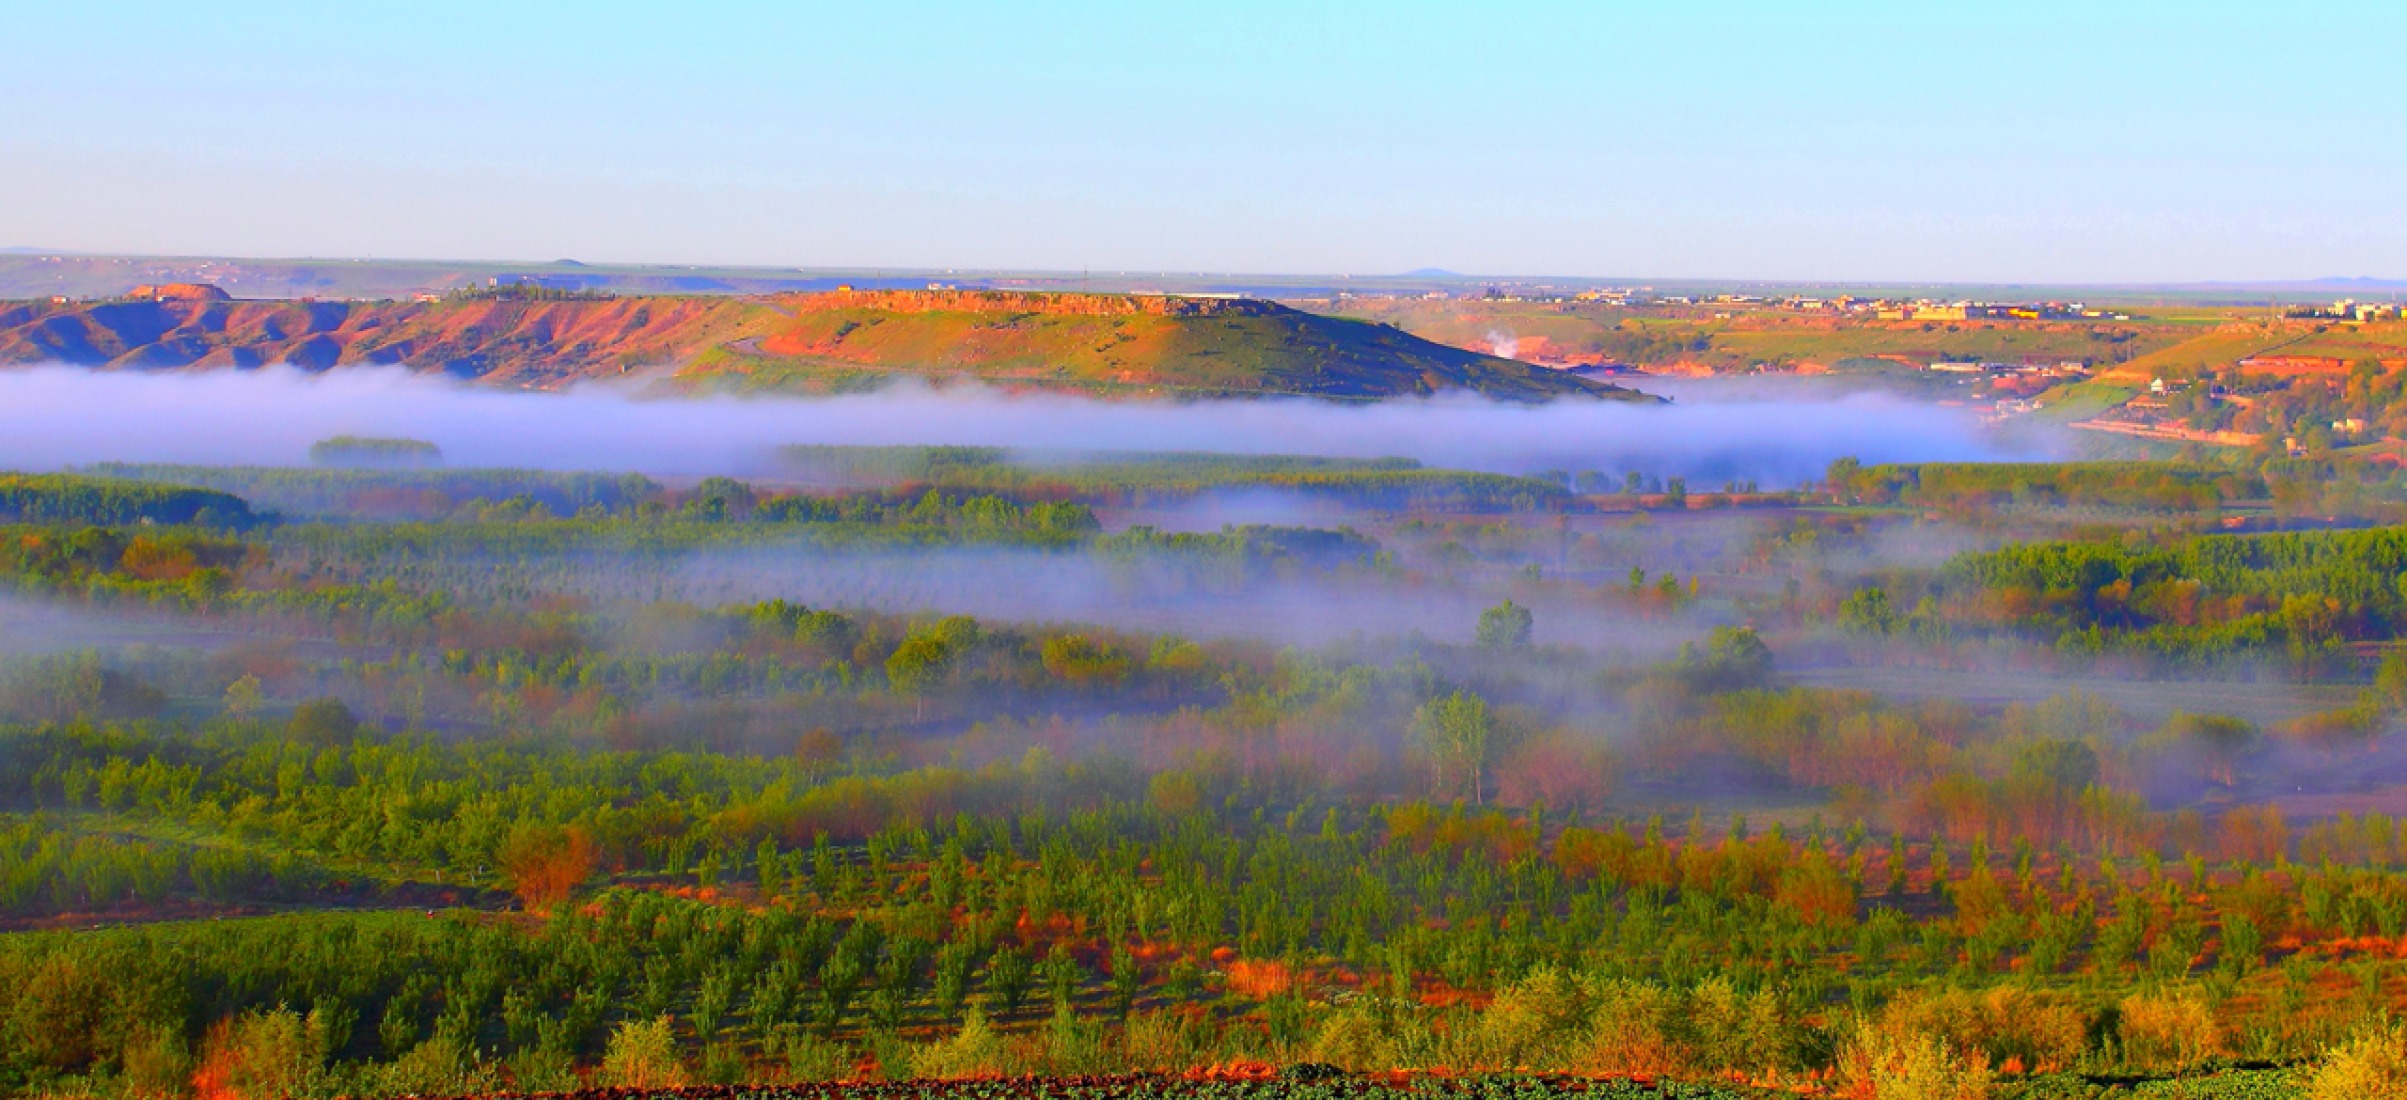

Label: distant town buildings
[1926,360,2089,376]
[2289,299,2404,322]
[1875,301,2086,322]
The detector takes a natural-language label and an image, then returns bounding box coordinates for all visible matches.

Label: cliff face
[0,290,1647,400]
[0,295,771,383]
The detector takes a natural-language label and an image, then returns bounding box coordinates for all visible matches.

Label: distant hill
[0,288,1645,401]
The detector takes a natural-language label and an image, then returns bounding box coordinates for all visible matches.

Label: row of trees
[1825,460,2257,517]
[5,783,2406,1094]
[0,474,255,529]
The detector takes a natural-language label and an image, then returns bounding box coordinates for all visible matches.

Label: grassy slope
[686,299,1638,398]
[2095,320,2407,382]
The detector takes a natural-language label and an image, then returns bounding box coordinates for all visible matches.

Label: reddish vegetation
[499,825,597,912]
[1219,959,1293,1000]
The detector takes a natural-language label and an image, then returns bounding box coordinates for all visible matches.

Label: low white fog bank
[0,366,2052,484]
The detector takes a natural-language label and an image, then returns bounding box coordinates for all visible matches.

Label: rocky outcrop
[125,283,233,302]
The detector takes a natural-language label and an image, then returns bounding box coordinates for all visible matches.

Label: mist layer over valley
[0,364,2055,654]
[0,366,2043,485]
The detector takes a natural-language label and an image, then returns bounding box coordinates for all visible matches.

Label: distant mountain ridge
[0,287,1644,401]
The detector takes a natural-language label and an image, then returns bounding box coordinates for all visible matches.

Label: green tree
[1413,690,1492,804]
[1107,945,1140,1018]
[884,632,954,716]
[1838,586,1898,635]
[602,1016,688,1089]
[2377,649,2407,709]
[1680,625,1773,690]
[2165,712,2261,786]
[985,949,1033,1017]
[1041,945,1083,1012]
[933,942,979,1020]
[2011,739,2100,792]
[289,697,360,746]
[1476,599,1534,648]
[222,674,265,721]
[1825,456,1864,501]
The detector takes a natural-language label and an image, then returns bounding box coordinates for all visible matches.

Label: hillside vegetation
[1330,298,2407,379]
[0,289,1636,401]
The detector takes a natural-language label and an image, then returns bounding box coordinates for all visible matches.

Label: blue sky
[1,2,2399,282]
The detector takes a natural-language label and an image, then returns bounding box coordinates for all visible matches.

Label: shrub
[910,1008,1019,1079]
[1574,979,1682,1076]
[2305,1020,2407,1100]
[119,1023,191,1100]
[194,1009,322,1100]
[1453,967,1589,1069]
[1305,1008,1392,1072]
[602,1015,688,1089]
[780,1031,853,1082]
[701,1040,751,1084]
[1033,1005,1109,1075]
[1121,1009,1198,1072]
[2116,987,2224,1072]
[1838,1022,1995,1100]
[372,1035,496,1097]
[1710,978,1796,1075]
[1878,987,2089,1073]
[498,823,595,912]
[504,1048,578,1093]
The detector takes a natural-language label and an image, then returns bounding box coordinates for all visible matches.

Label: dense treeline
[778,446,1423,483]
[1819,452,2407,531]
[76,466,1113,543]
[0,525,252,604]
[0,474,256,529]
[82,465,662,521]
[777,446,1571,512]
[0,814,326,917]
[1828,460,2257,516]
[306,438,443,470]
[1938,524,2407,664]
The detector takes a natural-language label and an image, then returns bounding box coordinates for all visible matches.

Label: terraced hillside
[0,286,1639,400]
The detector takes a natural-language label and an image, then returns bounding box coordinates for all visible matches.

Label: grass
[2032,380,2139,421]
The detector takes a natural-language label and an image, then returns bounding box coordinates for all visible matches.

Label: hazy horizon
[5,246,2401,295]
